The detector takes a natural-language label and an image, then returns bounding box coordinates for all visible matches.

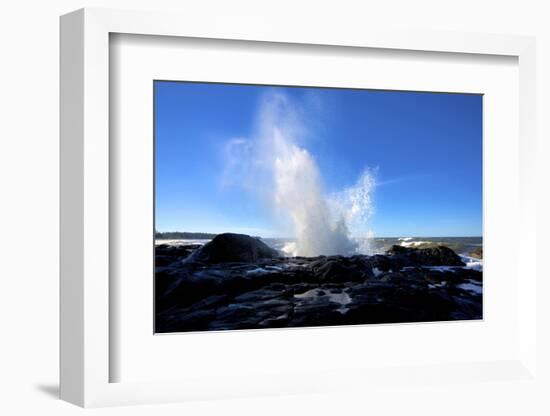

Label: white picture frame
[60,7,538,407]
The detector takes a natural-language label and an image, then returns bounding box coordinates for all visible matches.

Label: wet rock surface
[187,233,279,264]
[155,236,482,333]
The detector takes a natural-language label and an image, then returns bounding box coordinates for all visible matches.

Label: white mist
[224,91,376,257]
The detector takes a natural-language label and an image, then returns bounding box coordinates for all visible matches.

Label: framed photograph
[153,81,484,334]
[60,8,538,407]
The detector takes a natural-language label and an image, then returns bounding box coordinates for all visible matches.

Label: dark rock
[189,294,229,311]
[258,314,290,328]
[155,234,481,332]
[157,308,218,333]
[312,257,369,283]
[234,288,285,303]
[209,298,293,331]
[155,244,201,258]
[364,255,395,274]
[188,233,280,264]
[385,245,465,266]
[290,282,318,294]
[155,244,202,267]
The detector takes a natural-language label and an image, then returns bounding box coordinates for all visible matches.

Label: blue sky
[155,81,482,237]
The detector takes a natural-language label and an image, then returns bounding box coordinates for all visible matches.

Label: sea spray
[329,168,377,255]
[224,91,376,257]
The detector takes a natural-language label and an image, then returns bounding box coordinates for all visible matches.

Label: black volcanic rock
[311,257,371,282]
[385,244,465,266]
[155,235,482,332]
[189,233,280,264]
[155,244,201,266]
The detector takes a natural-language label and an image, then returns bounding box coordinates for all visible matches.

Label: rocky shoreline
[155,233,482,333]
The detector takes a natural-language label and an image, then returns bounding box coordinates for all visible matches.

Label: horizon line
[155,231,483,239]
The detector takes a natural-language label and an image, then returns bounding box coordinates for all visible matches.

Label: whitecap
[400,240,431,247]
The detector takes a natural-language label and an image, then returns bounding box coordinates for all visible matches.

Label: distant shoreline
[155,231,218,240]
[155,232,483,240]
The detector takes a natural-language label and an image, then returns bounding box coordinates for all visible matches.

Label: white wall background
[0,0,548,414]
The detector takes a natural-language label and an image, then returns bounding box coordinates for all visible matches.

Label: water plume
[223,91,376,257]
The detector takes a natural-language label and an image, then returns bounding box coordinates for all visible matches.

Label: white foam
[460,255,483,272]
[457,281,482,295]
[281,241,297,257]
[400,240,430,247]
[245,265,285,275]
[294,288,352,314]
[294,288,321,299]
